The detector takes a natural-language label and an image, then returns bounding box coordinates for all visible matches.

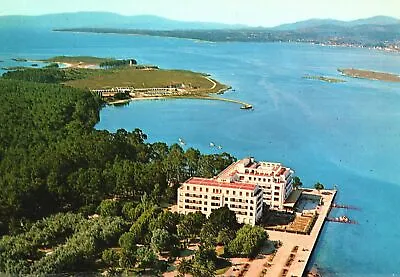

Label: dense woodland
[0,71,268,275]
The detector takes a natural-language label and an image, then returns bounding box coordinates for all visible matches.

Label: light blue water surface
[1,28,400,276]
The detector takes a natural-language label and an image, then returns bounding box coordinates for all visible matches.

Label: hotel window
[274,197,279,201]
[250,212,253,216]
[239,192,242,196]
[226,190,229,195]
[246,192,249,197]
[275,186,280,190]
[204,195,208,199]
[200,187,202,192]
[213,189,215,193]
[263,178,266,182]
[258,178,261,181]
[193,187,196,191]
[240,176,244,180]
[206,188,208,192]
[204,207,207,211]
[186,186,189,190]
[204,201,207,205]
[225,197,228,201]
[233,191,236,195]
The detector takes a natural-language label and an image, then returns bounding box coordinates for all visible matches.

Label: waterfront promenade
[263,189,336,277]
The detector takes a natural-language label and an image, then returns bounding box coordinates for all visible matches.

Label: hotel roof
[185,177,257,191]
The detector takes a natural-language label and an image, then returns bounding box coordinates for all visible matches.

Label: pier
[258,189,337,277]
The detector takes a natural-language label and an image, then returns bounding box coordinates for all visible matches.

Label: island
[338,68,400,82]
[303,75,346,83]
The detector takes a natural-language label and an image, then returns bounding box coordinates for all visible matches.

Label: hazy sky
[2,0,399,27]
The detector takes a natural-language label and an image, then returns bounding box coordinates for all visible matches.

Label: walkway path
[261,189,336,277]
[204,76,217,89]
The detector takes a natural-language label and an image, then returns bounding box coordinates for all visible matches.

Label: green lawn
[43,55,114,65]
[65,67,228,94]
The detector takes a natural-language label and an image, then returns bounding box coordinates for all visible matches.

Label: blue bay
[2,29,400,276]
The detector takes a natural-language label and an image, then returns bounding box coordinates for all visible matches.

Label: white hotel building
[178,177,263,225]
[216,157,294,210]
[177,157,295,225]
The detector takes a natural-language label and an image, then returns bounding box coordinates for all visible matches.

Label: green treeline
[0,69,265,275]
[100,59,137,68]
[0,78,235,235]
[2,68,94,83]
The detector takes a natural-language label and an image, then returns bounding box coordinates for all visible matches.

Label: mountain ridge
[0,12,398,30]
[0,12,246,30]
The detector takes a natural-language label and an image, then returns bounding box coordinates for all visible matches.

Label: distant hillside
[58,23,400,45]
[273,16,400,30]
[0,12,246,30]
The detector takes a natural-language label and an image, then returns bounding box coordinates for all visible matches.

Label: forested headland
[0,69,268,275]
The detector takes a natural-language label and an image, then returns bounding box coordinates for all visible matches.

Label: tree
[177,212,206,242]
[177,258,192,276]
[217,228,236,246]
[102,248,120,267]
[208,206,239,234]
[136,246,157,269]
[118,232,137,256]
[97,199,120,217]
[314,182,324,191]
[292,176,303,189]
[199,222,218,247]
[226,225,268,258]
[151,228,173,253]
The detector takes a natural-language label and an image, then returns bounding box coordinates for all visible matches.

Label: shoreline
[53,30,400,55]
[107,94,253,109]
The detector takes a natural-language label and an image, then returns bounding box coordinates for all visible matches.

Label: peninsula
[3,56,255,108]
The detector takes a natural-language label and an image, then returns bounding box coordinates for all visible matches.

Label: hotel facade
[216,157,294,210]
[178,177,263,225]
[177,157,295,225]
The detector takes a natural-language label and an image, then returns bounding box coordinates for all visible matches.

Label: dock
[260,189,337,277]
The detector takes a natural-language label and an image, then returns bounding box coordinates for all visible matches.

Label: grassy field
[338,68,400,82]
[65,67,228,94]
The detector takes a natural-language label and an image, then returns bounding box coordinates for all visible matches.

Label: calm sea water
[2,28,400,276]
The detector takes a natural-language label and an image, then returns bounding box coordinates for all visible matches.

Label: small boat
[31,63,38,67]
[209,142,215,147]
[217,145,223,150]
[240,104,253,110]
[326,215,357,224]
